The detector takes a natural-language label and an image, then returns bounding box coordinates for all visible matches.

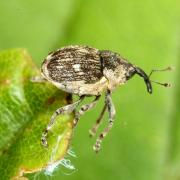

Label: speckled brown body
[39,45,153,152]
[41,45,140,96]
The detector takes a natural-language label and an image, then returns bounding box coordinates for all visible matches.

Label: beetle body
[41,45,152,96]
[38,45,155,152]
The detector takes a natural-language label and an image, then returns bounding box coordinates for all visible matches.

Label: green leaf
[0,49,73,180]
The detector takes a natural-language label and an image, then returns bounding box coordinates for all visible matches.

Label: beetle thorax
[103,65,127,91]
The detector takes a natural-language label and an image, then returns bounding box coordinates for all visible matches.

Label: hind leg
[93,90,116,153]
[31,76,47,83]
[89,104,107,137]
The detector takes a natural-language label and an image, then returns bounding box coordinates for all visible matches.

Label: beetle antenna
[148,66,173,88]
[148,66,173,78]
[150,80,171,87]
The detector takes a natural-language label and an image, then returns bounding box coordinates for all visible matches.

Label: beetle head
[130,66,172,94]
[99,50,171,94]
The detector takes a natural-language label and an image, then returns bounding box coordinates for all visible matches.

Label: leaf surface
[0,49,73,179]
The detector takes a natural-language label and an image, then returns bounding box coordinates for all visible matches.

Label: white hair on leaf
[44,135,76,176]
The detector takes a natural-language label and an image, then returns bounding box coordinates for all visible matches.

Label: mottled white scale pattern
[72,64,81,72]
[41,45,103,88]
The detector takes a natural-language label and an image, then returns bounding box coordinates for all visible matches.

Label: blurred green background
[0,0,180,179]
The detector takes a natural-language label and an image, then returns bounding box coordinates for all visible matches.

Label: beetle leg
[94,90,116,153]
[89,104,107,137]
[31,76,47,83]
[73,95,101,127]
[41,96,85,147]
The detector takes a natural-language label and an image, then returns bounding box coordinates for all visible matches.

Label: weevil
[32,45,171,153]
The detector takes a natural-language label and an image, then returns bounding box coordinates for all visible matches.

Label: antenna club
[167,66,175,71]
[164,83,172,87]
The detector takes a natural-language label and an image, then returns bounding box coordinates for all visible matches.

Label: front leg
[73,95,101,127]
[41,96,85,147]
[94,90,116,153]
[89,104,107,137]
